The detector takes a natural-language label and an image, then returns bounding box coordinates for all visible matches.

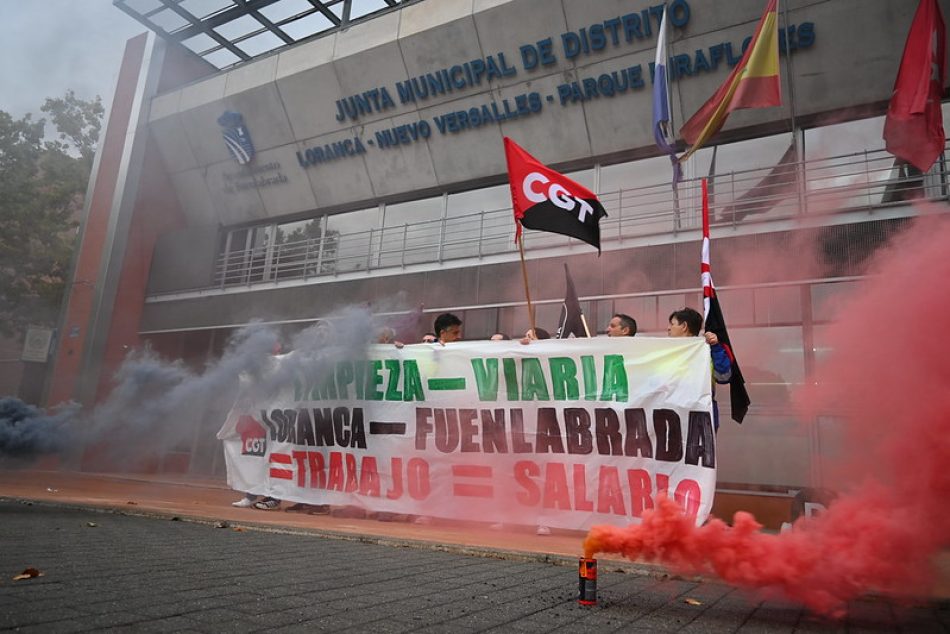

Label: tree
[273,219,340,276]
[0,91,104,337]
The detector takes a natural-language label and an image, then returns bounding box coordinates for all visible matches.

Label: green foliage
[41,90,103,165]
[0,92,104,337]
[272,219,341,275]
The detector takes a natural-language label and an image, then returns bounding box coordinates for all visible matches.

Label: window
[600,156,689,238]
[810,281,859,323]
[460,308,498,340]
[753,285,802,325]
[218,228,249,285]
[446,185,513,258]
[727,325,806,402]
[326,207,382,272]
[246,225,274,282]
[657,293,697,327]
[613,296,658,333]
[272,218,329,279]
[218,225,274,284]
[714,288,754,327]
[381,197,443,267]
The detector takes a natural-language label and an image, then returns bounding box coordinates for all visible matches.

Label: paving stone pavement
[0,501,947,633]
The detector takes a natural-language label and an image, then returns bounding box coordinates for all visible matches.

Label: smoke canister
[578,557,597,605]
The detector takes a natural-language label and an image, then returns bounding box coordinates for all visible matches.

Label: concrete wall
[148,225,220,294]
[147,0,941,230]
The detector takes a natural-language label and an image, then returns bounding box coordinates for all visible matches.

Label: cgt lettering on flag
[504,137,608,252]
[522,172,597,225]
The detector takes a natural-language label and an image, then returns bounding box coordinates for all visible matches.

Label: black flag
[703,294,751,423]
[557,264,588,338]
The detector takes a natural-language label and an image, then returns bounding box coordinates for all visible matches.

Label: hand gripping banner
[218,337,717,530]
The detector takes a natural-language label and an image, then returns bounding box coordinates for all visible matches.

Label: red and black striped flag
[702,178,751,424]
[504,137,607,252]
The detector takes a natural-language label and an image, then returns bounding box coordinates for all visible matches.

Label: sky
[0,1,146,120]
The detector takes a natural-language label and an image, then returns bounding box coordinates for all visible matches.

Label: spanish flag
[680,0,782,162]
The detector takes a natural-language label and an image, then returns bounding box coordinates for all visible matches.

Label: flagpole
[663,0,676,141]
[658,1,684,229]
[663,0,685,220]
[517,234,537,336]
[580,314,591,337]
[700,177,713,322]
[672,185,682,231]
[780,0,807,216]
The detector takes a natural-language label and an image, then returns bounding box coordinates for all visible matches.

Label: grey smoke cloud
[0,1,143,118]
[0,305,387,465]
[0,398,78,460]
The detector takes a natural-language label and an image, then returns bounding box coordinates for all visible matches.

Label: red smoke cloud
[583,213,950,616]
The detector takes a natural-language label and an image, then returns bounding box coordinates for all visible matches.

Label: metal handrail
[201,144,949,291]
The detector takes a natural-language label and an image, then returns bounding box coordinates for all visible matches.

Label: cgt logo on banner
[236,415,267,457]
[218,338,717,531]
[217,111,255,165]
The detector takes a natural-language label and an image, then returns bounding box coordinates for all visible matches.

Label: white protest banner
[218,337,716,530]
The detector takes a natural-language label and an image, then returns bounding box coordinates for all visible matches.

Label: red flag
[680,0,781,162]
[883,0,946,173]
[504,137,607,252]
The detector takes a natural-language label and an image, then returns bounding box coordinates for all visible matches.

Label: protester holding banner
[377,326,404,349]
[668,307,732,431]
[519,327,551,344]
[413,312,463,525]
[232,338,287,511]
[434,313,462,344]
[606,314,637,337]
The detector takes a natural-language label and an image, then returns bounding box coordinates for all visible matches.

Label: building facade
[47,0,950,489]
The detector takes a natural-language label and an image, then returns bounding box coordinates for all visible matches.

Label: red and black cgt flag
[504,137,607,252]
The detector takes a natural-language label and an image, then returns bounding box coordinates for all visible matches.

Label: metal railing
[209,144,949,290]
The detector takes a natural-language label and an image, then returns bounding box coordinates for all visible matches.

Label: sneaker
[254,498,280,510]
[231,497,255,508]
[536,525,551,536]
